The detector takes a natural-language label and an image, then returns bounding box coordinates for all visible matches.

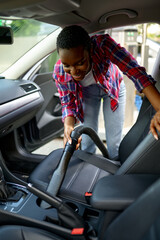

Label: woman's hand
[150,110,160,140]
[142,85,160,140]
[63,116,82,149]
[64,123,74,147]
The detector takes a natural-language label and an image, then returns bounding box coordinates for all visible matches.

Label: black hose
[73,125,109,158]
[27,183,85,229]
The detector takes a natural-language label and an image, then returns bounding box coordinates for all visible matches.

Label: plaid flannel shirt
[53,33,156,123]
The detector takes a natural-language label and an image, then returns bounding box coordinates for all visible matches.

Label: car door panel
[20,72,63,152]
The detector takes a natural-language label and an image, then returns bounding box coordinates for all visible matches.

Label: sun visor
[39,12,89,27]
[0,0,82,19]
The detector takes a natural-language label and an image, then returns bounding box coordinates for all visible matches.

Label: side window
[38,51,59,74]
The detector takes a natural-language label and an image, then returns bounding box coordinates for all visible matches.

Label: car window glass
[0,18,59,73]
[38,51,59,74]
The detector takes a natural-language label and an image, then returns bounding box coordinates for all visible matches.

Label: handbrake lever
[27,183,85,230]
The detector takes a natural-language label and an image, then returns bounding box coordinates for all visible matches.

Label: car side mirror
[0,26,13,44]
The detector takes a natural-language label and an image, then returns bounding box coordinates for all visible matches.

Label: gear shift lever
[0,167,24,202]
[0,167,9,200]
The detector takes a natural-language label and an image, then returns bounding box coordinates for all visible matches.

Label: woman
[53,25,160,159]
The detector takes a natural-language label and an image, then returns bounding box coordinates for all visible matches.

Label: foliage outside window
[0,19,59,73]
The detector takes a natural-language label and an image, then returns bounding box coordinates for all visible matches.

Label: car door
[19,51,64,152]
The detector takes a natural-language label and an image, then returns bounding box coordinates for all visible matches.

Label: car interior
[0,0,160,239]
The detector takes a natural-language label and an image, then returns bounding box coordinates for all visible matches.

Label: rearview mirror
[0,26,13,44]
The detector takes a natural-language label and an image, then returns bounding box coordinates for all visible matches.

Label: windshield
[0,18,59,73]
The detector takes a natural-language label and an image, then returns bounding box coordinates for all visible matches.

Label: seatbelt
[74,150,119,174]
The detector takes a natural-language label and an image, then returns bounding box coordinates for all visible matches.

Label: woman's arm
[64,116,75,146]
[142,85,160,140]
[150,111,160,140]
[142,85,160,112]
[64,116,82,149]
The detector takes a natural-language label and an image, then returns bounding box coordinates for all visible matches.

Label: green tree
[10,19,41,36]
[1,19,41,36]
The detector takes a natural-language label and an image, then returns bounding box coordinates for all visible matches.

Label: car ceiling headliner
[0,0,159,33]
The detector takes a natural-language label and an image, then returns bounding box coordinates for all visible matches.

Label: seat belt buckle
[85,192,92,204]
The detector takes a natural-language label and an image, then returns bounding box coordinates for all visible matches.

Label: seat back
[119,98,155,165]
[118,49,160,170]
[117,132,160,175]
[104,177,160,240]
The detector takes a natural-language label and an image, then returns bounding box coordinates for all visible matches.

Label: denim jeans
[81,81,126,159]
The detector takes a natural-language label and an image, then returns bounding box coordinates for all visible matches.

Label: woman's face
[59,45,91,81]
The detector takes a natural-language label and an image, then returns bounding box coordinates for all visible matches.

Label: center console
[0,182,59,222]
[0,166,100,239]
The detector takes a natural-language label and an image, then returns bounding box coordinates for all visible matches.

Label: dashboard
[0,79,44,137]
